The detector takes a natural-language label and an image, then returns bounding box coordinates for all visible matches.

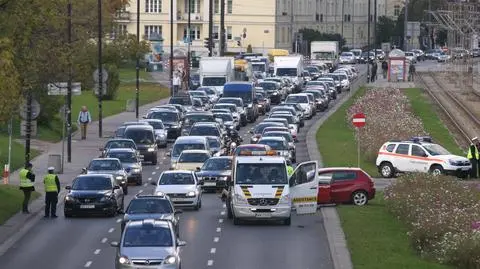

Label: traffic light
[204,37,215,49]
[237,40,241,46]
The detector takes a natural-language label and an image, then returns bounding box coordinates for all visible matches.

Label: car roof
[141,119,163,123]
[125,125,154,131]
[208,156,233,160]
[258,136,287,142]
[162,170,194,174]
[264,131,291,135]
[288,93,309,97]
[133,194,169,200]
[76,174,113,179]
[214,103,236,106]
[106,138,135,143]
[91,157,120,162]
[235,156,285,164]
[106,148,136,153]
[237,144,270,149]
[125,219,171,229]
[192,122,217,126]
[174,136,208,143]
[318,167,363,172]
[180,149,211,154]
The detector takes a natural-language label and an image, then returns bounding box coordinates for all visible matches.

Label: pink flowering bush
[384,173,480,268]
[347,88,427,162]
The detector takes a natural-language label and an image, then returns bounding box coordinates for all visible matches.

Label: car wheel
[283,216,291,226]
[198,198,202,209]
[380,162,395,178]
[236,125,240,131]
[123,186,128,195]
[109,204,117,217]
[430,165,444,176]
[351,191,368,206]
[152,156,158,165]
[233,215,241,225]
[193,200,200,211]
[136,177,142,186]
[64,211,72,218]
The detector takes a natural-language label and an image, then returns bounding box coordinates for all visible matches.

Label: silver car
[111,219,186,269]
[106,148,143,186]
[141,119,168,148]
[83,158,129,194]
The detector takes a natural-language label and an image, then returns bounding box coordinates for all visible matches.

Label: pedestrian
[370,61,376,82]
[172,72,181,95]
[77,106,91,140]
[44,167,60,218]
[382,60,388,79]
[409,63,416,82]
[468,137,480,179]
[19,163,35,214]
[286,160,294,177]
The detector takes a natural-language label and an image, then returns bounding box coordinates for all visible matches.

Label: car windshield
[202,77,226,86]
[190,91,207,97]
[285,95,308,103]
[126,199,173,214]
[305,91,322,98]
[271,115,294,124]
[115,127,126,137]
[148,111,178,122]
[179,152,210,163]
[259,82,277,90]
[252,64,265,72]
[218,99,242,107]
[422,144,451,156]
[72,176,112,190]
[202,158,232,170]
[235,163,287,184]
[351,50,361,56]
[124,129,154,144]
[123,226,173,247]
[307,81,325,86]
[198,87,216,95]
[214,113,233,122]
[169,97,192,106]
[336,74,348,80]
[191,74,200,80]
[158,173,195,185]
[306,67,319,73]
[185,114,215,124]
[189,126,220,136]
[326,74,339,81]
[341,52,353,57]
[405,52,414,56]
[145,121,164,129]
[105,140,135,150]
[254,124,279,134]
[214,105,236,112]
[224,91,253,104]
[276,68,297,76]
[258,139,287,150]
[263,132,293,142]
[271,108,295,115]
[107,152,136,163]
[207,137,221,148]
[172,143,206,157]
[88,159,121,171]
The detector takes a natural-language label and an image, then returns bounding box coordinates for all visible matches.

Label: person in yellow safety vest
[467,137,480,179]
[19,162,36,214]
[286,160,294,177]
[44,167,60,218]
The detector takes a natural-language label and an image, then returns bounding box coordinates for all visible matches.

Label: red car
[317,167,376,206]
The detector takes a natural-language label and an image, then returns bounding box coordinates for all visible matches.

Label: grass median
[0,185,40,225]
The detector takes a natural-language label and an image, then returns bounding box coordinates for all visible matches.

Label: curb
[306,73,367,269]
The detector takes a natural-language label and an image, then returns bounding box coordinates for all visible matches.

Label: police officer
[467,137,480,178]
[19,163,35,214]
[286,160,294,177]
[44,167,60,218]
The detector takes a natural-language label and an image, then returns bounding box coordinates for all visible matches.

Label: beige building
[115,0,404,55]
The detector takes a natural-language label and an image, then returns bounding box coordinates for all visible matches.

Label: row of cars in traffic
[61,62,377,268]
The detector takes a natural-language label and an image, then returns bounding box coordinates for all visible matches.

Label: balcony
[114,11,131,21]
[176,12,203,22]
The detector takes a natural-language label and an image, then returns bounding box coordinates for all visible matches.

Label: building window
[227,26,232,40]
[227,0,232,14]
[320,14,323,22]
[316,13,319,21]
[183,26,200,40]
[184,0,198,13]
[145,0,161,13]
[144,25,162,39]
[118,24,127,35]
[394,5,400,16]
[214,0,219,13]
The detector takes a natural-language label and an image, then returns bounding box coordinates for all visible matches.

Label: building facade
[116,0,401,55]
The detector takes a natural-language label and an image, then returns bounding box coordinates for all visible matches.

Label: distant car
[140,119,168,148]
[233,144,272,156]
[317,167,376,206]
[123,125,158,165]
[152,170,203,210]
[174,149,211,171]
[64,174,125,217]
[105,148,143,186]
[339,52,356,64]
[121,194,181,237]
[84,158,129,194]
[196,156,233,192]
[99,139,137,158]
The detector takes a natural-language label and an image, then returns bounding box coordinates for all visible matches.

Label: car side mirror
[81,168,87,174]
[177,240,187,247]
[142,115,147,119]
[249,130,253,134]
[151,181,157,185]
[166,152,171,157]
[174,209,183,215]
[99,147,104,151]
[113,185,120,190]
[196,167,201,172]
[65,186,71,190]
[110,241,119,247]
[198,180,204,186]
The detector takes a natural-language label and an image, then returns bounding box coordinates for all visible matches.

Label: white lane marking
[207,260,214,266]
[213,237,219,242]
[138,189,143,194]
[84,261,92,267]
[108,228,115,233]
[152,172,156,175]
[218,219,224,223]
[148,177,152,181]
[143,183,148,187]
[216,227,221,232]
[101,238,108,243]
[220,211,225,215]
[163,157,167,160]
[210,248,216,254]
[116,218,122,223]
[94,249,101,255]
[156,166,160,170]
[222,204,226,208]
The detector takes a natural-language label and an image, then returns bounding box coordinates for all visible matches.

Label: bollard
[3,164,9,184]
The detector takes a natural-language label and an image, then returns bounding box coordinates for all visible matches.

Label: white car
[376,136,471,178]
[285,94,313,119]
[332,72,350,91]
[405,51,417,63]
[339,52,356,64]
[153,170,203,210]
[174,149,211,171]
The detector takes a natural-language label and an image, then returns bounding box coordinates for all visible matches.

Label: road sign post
[352,113,366,167]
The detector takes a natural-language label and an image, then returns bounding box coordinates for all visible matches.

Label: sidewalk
[0,72,171,250]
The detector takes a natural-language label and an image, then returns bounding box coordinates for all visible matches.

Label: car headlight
[186,191,196,197]
[100,195,114,202]
[133,168,141,173]
[119,256,131,264]
[247,104,253,108]
[163,255,177,264]
[279,194,290,205]
[273,92,278,95]
[218,176,227,181]
[234,193,248,204]
[156,191,165,196]
[147,147,155,152]
[65,195,76,202]
[171,125,179,129]
[115,176,124,180]
[252,137,258,142]
[448,159,460,166]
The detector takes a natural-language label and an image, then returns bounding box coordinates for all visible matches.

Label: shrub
[384,173,480,268]
[103,64,120,100]
[346,88,427,162]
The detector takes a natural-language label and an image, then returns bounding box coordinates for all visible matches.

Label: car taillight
[292,134,297,139]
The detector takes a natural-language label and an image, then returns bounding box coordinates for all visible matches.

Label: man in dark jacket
[409,64,416,81]
[467,137,480,178]
[44,167,60,218]
[382,60,388,78]
[19,163,35,214]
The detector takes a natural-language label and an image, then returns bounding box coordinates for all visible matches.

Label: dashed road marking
[152,172,156,175]
[143,183,148,186]
[94,249,101,255]
[108,228,115,233]
[156,166,160,170]
[101,238,108,243]
[216,227,221,232]
[116,218,122,223]
[210,248,216,254]
[220,211,225,215]
[148,177,152,181]
[213,237,219,242]
[138,189,143,194]
[218,219,224,223]
[207,260,214,266]
[84,261,92,267]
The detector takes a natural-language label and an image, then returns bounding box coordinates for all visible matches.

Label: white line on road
[108,228,115,233]
[210,248,216,254]
[84,261,92,267]
[116,218,122,223]
[156,166,160,170]
[220,211,225,215]
[143,183,148,186]
[94,249,101,255]
[138,189,143,194]
[101,238,108,243]
[218,219,224,223]
[216,227,221,232]
[148,177,152,181]
[207,260,214,266]
[213,237,219,242]
[152,172,156,175]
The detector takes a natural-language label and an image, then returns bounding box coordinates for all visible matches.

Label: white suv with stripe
[225,153,319,226]
[376,136,471,178]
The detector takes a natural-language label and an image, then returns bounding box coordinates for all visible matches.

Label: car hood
[439,155,470,163]
[136,143,155,149]
[155,129,166,136]
[87,170,119,175]
[122,163,140,170]
[68,190,113,198]
[121,246,175,260]
[123,213,174,222]
[197,170,231,177]
[175,162,204,171]
[163,122,180,128]
[156,185,197,193]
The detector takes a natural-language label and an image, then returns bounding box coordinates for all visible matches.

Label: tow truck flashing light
[237,150,277,156]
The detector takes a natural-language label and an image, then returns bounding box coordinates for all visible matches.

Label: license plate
[80,204,95,209]
[170,198,185,202]
[204,182,216,186]
[255,213,271,218]
[462,167,471,171]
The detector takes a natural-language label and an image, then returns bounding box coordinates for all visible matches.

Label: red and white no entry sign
[352,113,366,128]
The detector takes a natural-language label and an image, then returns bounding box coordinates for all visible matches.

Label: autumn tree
[0,38,21,122]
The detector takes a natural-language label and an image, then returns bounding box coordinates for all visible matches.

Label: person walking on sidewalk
[44,167,60,218]
[172,72,181,95]
[19,163,35,214]
[408,63,416,82]
[382,60,388,79]
[77,106,91,140]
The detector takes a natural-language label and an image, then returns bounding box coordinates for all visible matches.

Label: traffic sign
[93,83,108,95]
[93,68,108,83]
[352,113,366,128]
[19,99,41,120]
[47,82,82,95]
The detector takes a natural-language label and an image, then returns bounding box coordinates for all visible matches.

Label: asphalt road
[0,64,367,269]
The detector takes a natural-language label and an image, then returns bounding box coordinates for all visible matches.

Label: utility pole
[428,0,432,49]
[367,0,371,83]
[352,0,355,48]
[25,90,32,164]
[403,0,409,51]
[187,0,191,90]
[290,0,294,52]
[97,0,103,138]
[135,0,140,119]
[341,0,345,39]
[170,0,174,96]
[219,0,225,56]
[208,0,213,56]
[67,0,72,162]
[374,0,377,56]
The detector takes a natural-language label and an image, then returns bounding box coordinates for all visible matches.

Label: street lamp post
[135,0,140,119]
[97,0,103,138]
[169,0,174,96]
